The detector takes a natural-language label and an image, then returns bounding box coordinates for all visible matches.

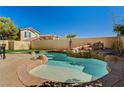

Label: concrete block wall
[31,37,117,50]
[1,36,124,50]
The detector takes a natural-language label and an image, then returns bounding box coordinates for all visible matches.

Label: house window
[24,32,31,38]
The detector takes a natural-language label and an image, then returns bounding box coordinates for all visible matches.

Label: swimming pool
[29,52,108,83]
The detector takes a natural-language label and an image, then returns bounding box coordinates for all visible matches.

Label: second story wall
[20,28,40,41]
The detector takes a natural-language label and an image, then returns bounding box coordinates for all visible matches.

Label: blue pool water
[46,52,108,79]
[30,52,108,83]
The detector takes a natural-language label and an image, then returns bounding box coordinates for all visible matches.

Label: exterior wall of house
[20,29,40,41]
[39,35,59,40]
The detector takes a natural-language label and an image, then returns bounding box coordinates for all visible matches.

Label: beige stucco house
[39,35,59,40]
[30,35,59,41]
[19,27,40,41]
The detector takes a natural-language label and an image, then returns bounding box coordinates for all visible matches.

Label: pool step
[47,55,54,60]
[47,55,54,57]
[49,61,85,72]
[48,57,54,60]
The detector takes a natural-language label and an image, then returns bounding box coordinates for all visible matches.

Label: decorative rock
[105,55,118,62]
[37,55,48,64]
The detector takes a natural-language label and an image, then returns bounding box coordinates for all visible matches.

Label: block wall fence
[1,36,124,50]
[31,37,118,50]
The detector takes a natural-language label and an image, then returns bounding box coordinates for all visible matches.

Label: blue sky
[0,6,124,37]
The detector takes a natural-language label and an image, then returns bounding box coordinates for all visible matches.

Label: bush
[66,50,73,55]
[67,50,91,58]
[67,50,107,61]
[67,51,81,58]
[80,51,91,58]
[111,41,118,51]
[105,55,118,62]
[90,51,105,61]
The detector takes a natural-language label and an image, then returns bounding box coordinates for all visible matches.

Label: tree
[114,24,124,35]
[0,17,19,40]
[113,24,124,53]
[65,34,76,50]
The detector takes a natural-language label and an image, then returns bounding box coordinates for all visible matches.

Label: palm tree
[113,24,124,53]
[65,34,76,50]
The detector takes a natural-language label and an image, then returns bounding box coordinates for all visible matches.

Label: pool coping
[16,53,108,87]
[16,59,50,86]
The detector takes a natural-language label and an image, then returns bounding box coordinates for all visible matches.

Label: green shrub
[90,51,105,61]
[80,51,91,58]
[111,41,118,51]
[90,51,98,59]
[67,50,91,58]
[67,51,81,58]
[67,50,107,61]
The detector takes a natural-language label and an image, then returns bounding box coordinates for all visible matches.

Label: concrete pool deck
[0,53,32,87]
[0,53,48,87]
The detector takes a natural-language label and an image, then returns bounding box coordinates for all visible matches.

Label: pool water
[30,52,108,83]
[30,65,92,83]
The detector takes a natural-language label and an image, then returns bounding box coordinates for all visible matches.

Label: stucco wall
[31,37,117,50]
[0,40,30,50]
[0,40,10,50]
[31,39,69,50]
[120,36,124,50]
[1,36,124,50]
[12,41,30,50]
[20,30,40,41]
[72,37,117,48]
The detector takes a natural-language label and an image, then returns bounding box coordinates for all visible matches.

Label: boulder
[38,55,48,64]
